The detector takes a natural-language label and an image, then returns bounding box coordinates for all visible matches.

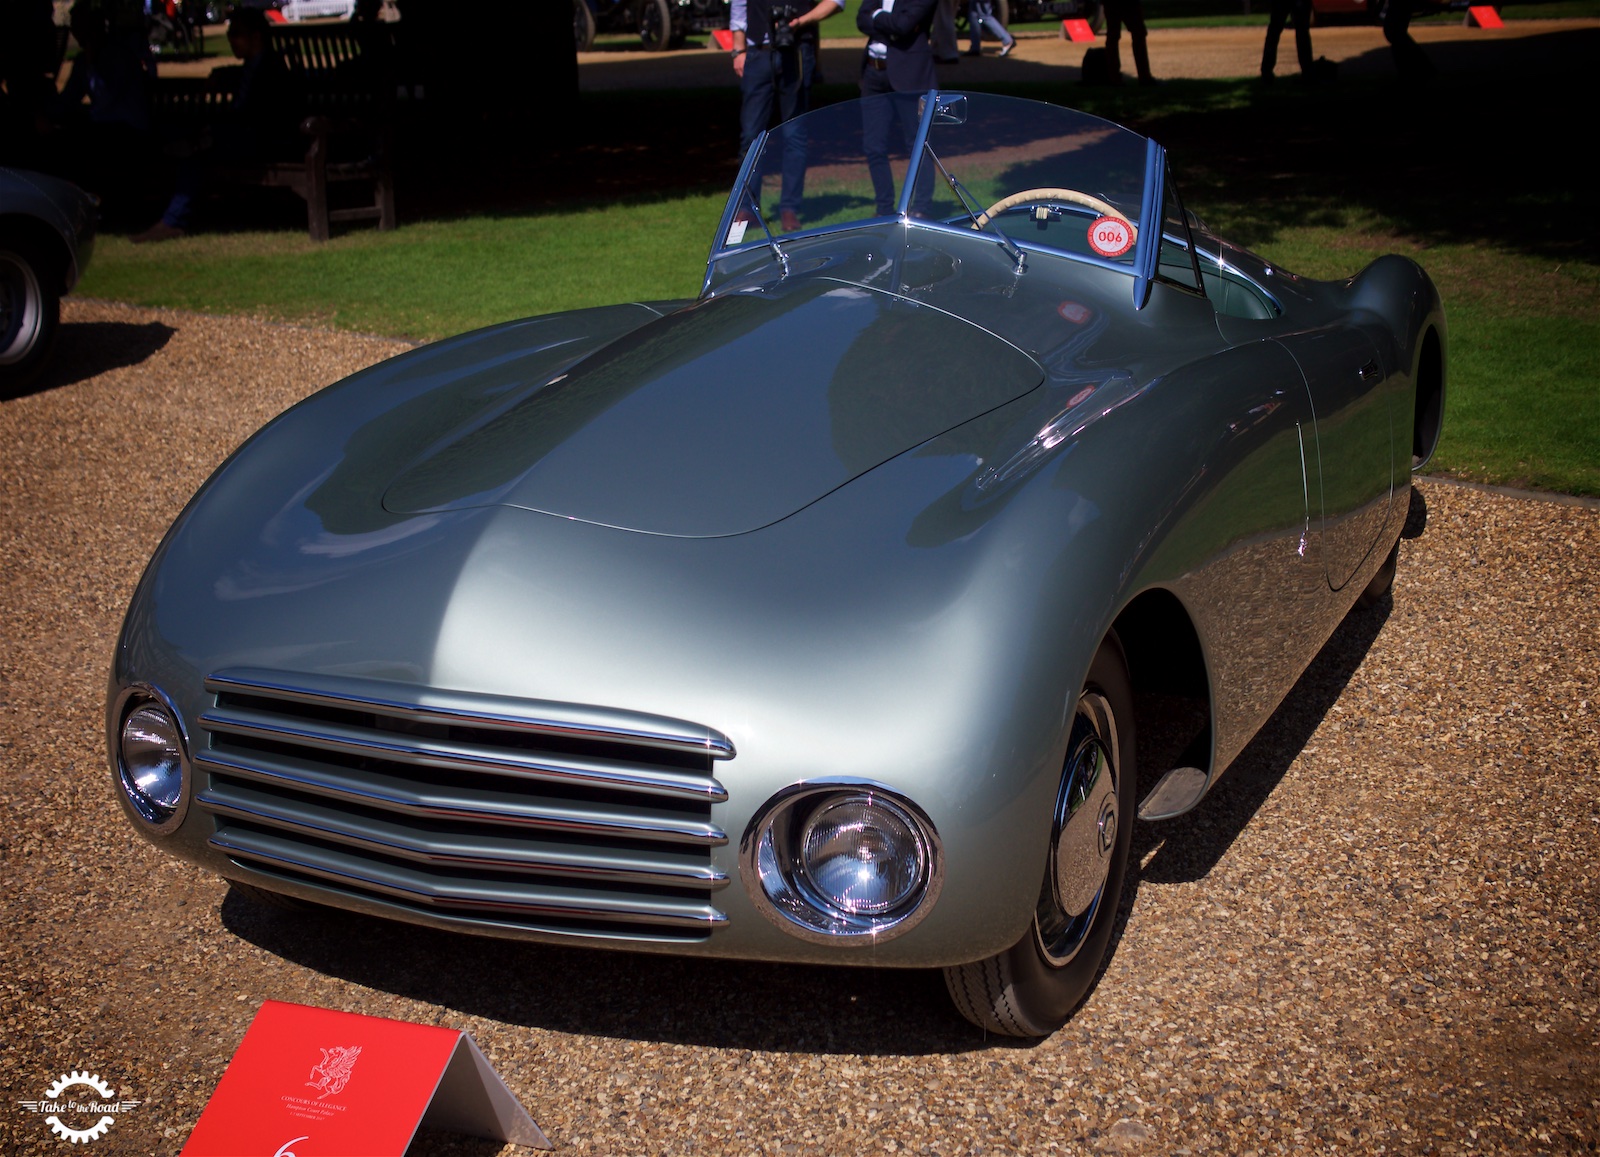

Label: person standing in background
[1259,0,1314,81]
[931,0,961,63]
[1102,0,1155,85]
[1383,0,1435,81]
[731,0,841,231]
[964,0,1014,57]
[856,0,937,216]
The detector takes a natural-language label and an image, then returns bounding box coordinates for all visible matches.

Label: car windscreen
[719,92,1153,273]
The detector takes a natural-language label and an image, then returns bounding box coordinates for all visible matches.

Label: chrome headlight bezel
[111,683,192,834]
[740,780,943,945]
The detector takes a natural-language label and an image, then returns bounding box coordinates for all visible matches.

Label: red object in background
[265,7,288,21]
[713,28,734,49]
[1061,18,1095,41]
[1467,5,1503,25]
[180,1000,549,1156]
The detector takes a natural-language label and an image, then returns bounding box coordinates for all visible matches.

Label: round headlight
[799,795,925,916]
[117,697,188,829]
[742,784,942,944]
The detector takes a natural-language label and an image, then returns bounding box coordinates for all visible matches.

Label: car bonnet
[382,279,1043,537]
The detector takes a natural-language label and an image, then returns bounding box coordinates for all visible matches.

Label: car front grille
[193,668,733,942]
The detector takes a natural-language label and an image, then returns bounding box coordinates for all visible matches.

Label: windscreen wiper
[739,184,790,277]
[924,147,1026,274]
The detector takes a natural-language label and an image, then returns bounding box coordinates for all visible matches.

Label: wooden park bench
[151,22,399,242]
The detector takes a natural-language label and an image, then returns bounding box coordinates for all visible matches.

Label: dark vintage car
[1,168,97,395]
[108,93,1445,1036]
[574,0,729,51]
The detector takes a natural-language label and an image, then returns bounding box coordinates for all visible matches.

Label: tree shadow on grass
[1125,31,1600,264]
[497,27,1597,266]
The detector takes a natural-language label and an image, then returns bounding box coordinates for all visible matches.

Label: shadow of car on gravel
[4,319,177,401]
[220,888,983,1055]
[1128,490,1429,886]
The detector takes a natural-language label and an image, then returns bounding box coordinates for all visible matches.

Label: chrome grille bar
[206,669,736,760]
[198,781,728,889]
[194,749,726,845]
[211,828,729,930]
[199,703,727,803]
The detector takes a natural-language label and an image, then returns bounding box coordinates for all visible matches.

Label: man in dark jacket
[856,0,937,215]
[731,0,840,232]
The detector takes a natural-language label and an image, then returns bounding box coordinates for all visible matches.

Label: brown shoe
[780,208,801,232]
[131,222,187,244]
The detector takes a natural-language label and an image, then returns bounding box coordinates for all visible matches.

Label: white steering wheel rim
[973,187,1136,235]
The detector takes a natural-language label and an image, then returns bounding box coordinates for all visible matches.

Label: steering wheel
[973,188,1136,234]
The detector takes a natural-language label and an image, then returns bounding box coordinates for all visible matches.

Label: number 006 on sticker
[1088,216,1135,258]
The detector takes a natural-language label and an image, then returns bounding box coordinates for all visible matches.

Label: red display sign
[1061,18,1096,42]
[1467,5,1503,25]
[181,1001,549,1156]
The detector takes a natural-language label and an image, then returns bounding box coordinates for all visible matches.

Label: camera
[769,3,800,49]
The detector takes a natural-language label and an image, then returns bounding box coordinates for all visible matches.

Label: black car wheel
[944,633,1136,1036]
[574,0,596,50]
[1357,533,1402,609]
[0,243,60,395]
[637,0,673,51]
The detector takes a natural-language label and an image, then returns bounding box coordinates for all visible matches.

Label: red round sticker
[1087,216,1134,258]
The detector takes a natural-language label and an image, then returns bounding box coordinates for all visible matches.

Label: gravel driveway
[2,300,1596,1155]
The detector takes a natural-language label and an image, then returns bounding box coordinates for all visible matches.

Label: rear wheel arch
[1112,588,1213,805]
[0,215,72,295]
[1412,325,1445,469]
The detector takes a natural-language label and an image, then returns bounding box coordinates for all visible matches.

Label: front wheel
[0,243,61,396]
[637,0,673,51]
[574,0,597,50]
[944,634,1136,1036]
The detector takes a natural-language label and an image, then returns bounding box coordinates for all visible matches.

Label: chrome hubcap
[0,252,43,366]
[1036,690,1119,966]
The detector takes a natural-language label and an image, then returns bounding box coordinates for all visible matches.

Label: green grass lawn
[1242,223,1600,497]
[82,203,719,338]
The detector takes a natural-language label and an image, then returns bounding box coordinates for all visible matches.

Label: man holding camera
[731,0,841,232]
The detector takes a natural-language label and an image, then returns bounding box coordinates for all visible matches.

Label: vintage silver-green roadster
[109,93,1445,1036]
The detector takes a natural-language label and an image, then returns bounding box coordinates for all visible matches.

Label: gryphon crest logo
[306,1045,362,1100]
[18,1071,141,1144]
